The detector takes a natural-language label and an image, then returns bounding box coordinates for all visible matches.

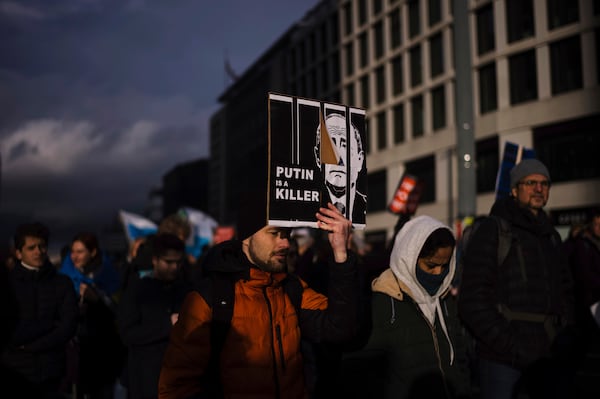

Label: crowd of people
[1,158,599,399]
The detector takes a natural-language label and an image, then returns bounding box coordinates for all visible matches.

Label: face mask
[416,265,449,296]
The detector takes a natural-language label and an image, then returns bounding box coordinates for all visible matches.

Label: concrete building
[210,0,600,243]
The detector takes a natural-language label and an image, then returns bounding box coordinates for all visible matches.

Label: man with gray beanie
[459,158,575,398]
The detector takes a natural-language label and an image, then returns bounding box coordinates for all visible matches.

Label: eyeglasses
[518,180,551,189]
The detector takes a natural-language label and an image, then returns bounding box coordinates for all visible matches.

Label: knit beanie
[509,159,550,188]
[236,190,267,240]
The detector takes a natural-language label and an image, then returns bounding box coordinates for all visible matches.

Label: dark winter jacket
[458,196,574,369]
[158,240,358,399]
[1,262,78,384]
[353,216,470,399]
[569,230,600,308]
[118,276,191,399]
[60,253,125,392]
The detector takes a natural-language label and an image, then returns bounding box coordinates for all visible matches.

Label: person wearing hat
[458,158,575,399]
[158,200,358,399]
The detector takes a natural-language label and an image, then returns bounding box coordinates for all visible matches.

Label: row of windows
[479,33,589,113]
[344,0,444,39]
[365,113,600,211]
[477,0,583,56]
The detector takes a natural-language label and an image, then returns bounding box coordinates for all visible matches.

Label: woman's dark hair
[71,231,100,254]
[418,228,455,259]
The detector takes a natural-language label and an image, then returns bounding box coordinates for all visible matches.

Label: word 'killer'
[275,188,319,202]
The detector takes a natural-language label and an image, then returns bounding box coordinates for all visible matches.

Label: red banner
[388,174,423,215]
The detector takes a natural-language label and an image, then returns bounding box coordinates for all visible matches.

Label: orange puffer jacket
[158,240,357,399]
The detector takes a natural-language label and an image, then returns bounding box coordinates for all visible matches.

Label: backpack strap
[493,216,512,267]
[196,274,235,399]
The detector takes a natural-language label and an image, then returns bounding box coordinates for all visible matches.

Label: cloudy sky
[0,0,319,248]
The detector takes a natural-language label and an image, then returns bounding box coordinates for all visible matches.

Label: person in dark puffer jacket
[458,159,575,399]
[1,222,78,398]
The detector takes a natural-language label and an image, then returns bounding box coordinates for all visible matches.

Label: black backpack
[196,272,304,397]
[461,215,513,268]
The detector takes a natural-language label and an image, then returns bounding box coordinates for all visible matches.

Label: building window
[309,33,317,61]
[476,3,495,55]
[321,63,329,92]
[393,103,405,144]
[344,2,353,36]
[377,111,387,150]
[345,42,354,76]
[358,0,368,25]
[597,29,600,84]
[310,69,318,97]
[475,136,499,193]
[319,24,328,54]
[376,66,386,104]
[411,95,424,138]
[330,14,339,44]
[374,0,383,16]
[534,114,600,182]
[410,44,422,87]
[431,85,446,131]
[361,74,370,109]
[408,0,421,38]
[550,35,582,95]
[405,155,435,203]
[345,83,355,106]
[298,42,306,70]
[506,0,534,43]
[429,32,444,78]
[509,49,537,104]
[389,8,402,49]
[428,0,442,26]
[479,62,497,113]
[392,55,404,95]
[359,32,369,68]
[289,49,297,77]
[374,21,385,59]
[367,169,388,212]
[547,0,579,30]
[331,51,340,83]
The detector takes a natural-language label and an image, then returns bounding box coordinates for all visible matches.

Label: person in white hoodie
[360,215,471,399]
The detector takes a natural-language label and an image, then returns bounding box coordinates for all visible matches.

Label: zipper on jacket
[416,302,452,398]
[262,287,281,399]
[276,324,286,371]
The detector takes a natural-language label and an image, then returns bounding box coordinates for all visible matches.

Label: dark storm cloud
[0,0,319,249]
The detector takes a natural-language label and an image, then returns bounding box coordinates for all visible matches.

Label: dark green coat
[367,290,470,399]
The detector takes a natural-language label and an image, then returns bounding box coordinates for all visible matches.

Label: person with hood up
[360,215,470,399]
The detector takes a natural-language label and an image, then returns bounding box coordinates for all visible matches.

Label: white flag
[178,207,218,258]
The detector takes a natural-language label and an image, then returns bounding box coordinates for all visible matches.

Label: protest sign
[388,173,423,215]
[267,93,367,229]
[495,141,536,199]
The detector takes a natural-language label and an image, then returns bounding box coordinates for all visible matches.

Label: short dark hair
[418,228,455,259]
[152,233,185,258]
[14,222,50,250]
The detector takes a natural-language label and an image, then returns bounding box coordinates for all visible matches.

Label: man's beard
[248,247,288,273]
